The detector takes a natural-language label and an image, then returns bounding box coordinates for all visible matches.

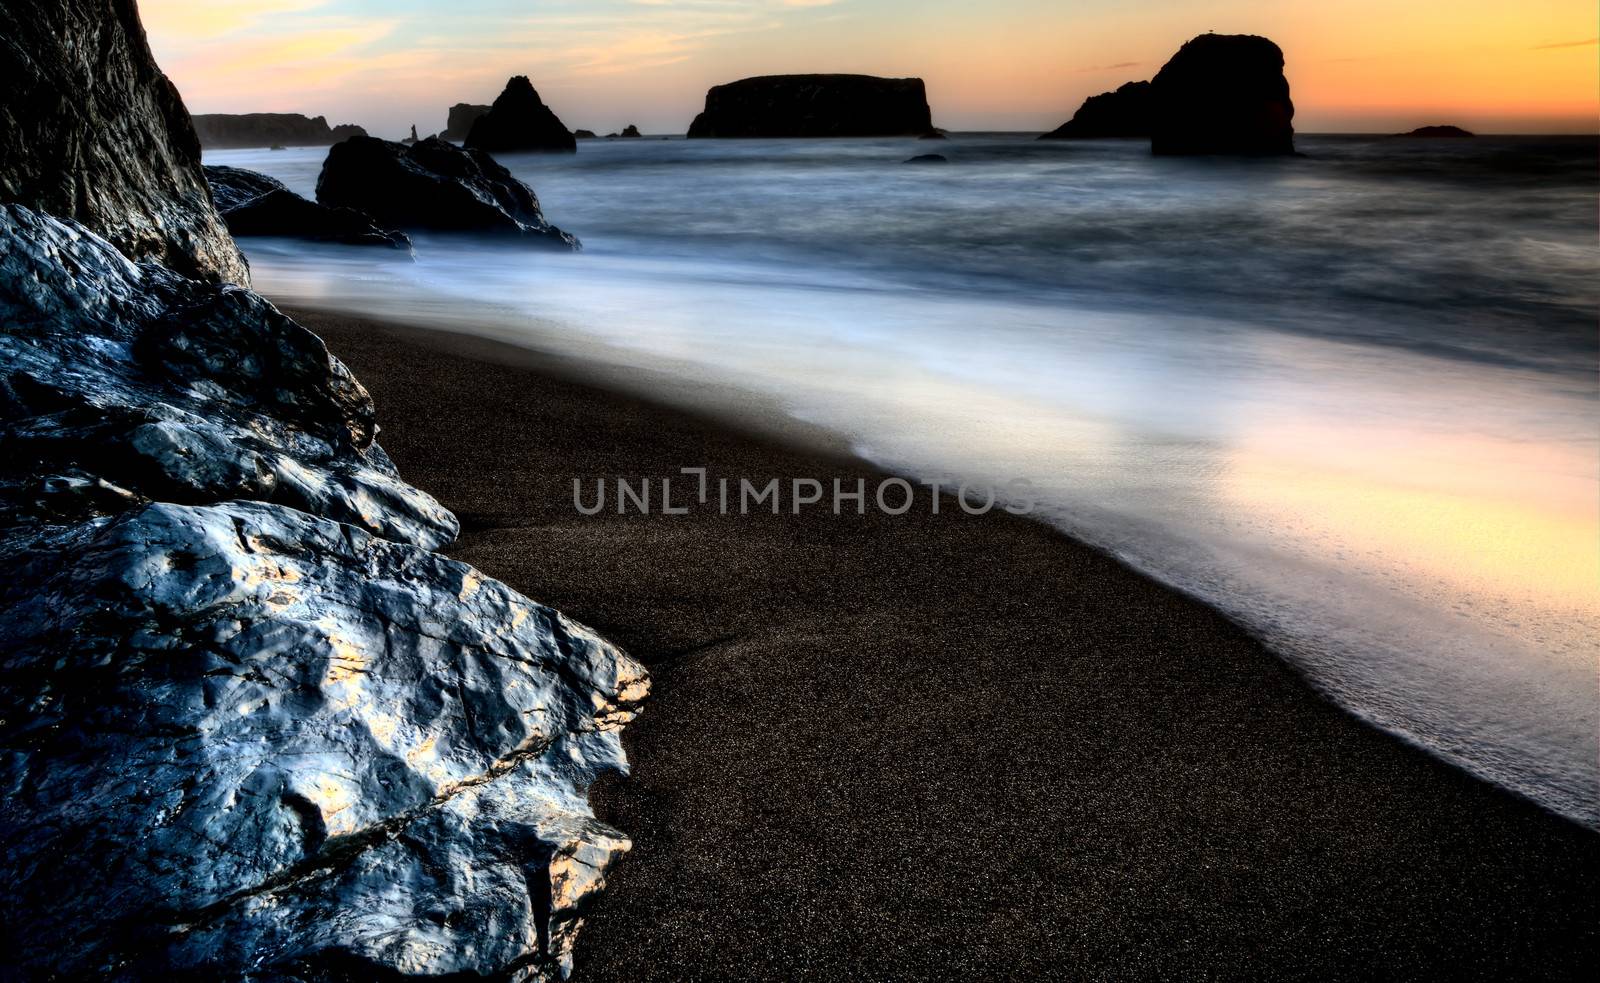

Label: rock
[920,129,948,140]
[687,74,934,138]
[315,137,580,248]
[1149,34,1295,155]
[441,103,490,142]
[1399,124,1475,138]
[204,165,412,250]
[0,0,249,284]
[0,203,646,980]
[402,123,420,145]
[574,129,598,139]
[1039,81,1153,139]
[619,124,642,138]
[904,153,948,164]
[464,76,576,153]
[191,113,368,149]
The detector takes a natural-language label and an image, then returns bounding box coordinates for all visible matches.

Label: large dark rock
[0,0,249,284]
[441,103,490,142]
[619,124,643,138]
[1039,81,1153,139]
[0,203,645,980]
[1149,34,1295,155]
[1400,124,1475,138]
[191,113,367,149]
[686,74,934,138]
[205,165,412,250]
[315,137,579,248]
[464,77,576,153]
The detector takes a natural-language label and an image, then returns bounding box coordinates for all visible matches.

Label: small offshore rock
[204,165,412,250]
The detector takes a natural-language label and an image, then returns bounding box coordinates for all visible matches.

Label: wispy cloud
[1532,37,1598,50]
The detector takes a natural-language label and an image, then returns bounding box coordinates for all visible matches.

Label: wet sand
[297,308,1599,980]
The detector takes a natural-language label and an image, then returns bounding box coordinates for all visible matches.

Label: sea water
[212,134,1600,826]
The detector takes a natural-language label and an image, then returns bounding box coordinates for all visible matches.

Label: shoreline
[294,307,1599,979]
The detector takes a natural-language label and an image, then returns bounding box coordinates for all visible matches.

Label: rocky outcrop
[442,103,491,142]
[315,137,579,248]
[191,113,367,149]
[1399,125,1474,138]
[575,129,598,139]
[619,124,642,138]
[0,0,248,284]
[0,203,645,980]
[204,165,412,250]
[1039,81,1153,139]
[1149,34,1295,155]
[402,124,420,145]
[464,77,576,153]
[687,75,934,138]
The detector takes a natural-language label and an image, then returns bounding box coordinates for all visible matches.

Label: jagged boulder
[464,77,576,153]
[0,0,248,283]
[205,165,412,250]
[1149,34,1295,155]
[687,75,934,138]
[0,203,645,980]
[192,113,368,149]
[1040,81,1153,139]
[442,103,491,142]
[315,137,579,247]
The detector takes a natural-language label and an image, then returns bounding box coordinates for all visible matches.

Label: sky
[139,0,1599,139]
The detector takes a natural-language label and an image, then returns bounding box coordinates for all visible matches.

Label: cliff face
[1039,81,1153,139]
[191,113,368,149]
[1149,34,1295,155]
[464,77,576,153]
[687,75,933,138]
[0,0,249,284]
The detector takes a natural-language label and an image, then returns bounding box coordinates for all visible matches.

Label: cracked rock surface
[0,203,645,980]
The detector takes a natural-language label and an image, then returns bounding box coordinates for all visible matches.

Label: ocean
[213,132,1600,827]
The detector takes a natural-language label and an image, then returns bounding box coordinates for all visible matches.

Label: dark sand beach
[300,309,1599,980]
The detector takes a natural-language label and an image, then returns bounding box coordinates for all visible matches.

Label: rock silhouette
[464,76,577,153]
[441,102,490,142]
[575,129,598,139]
[1149,34,1295,155]
[687,75,934,137]
[192,113,366,149]
[619,124,643,138]
[905,153,948,164]
[204,165,411,250]
[0,0,248,284]
[316,136,579,247]
[1400,124,1475,138]
[0,203,644,979]
[1039,81,1153,139]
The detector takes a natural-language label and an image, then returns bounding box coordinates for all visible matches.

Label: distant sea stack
[442,103,490,142]
[191,113,366,149]
[1149,34,1294,155]
[1039,81,1153,139]
[464,76,576,153]
[0,0,248,283]
[1400,125,1475,138]
[687,75,934,138]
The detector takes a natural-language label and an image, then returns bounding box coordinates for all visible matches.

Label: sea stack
[1149,33,1295,155]
[441,102,489,142]
[464,76,576,153]
[687,75,934,137]
[191,113,366,149]
[1400,124,1475,138]
[0,0,249,283]
[1039,81,1153,139]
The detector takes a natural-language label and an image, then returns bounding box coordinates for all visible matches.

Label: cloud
[139,0,333,41]
[1531,37,1598,50]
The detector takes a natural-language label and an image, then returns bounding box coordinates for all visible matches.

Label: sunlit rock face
[0,0,250,284]
[0,204,646,979]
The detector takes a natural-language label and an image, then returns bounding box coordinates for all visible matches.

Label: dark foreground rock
[205,165,411,250]
[1040,81,1153,139]
[316,137,579,248]
[465,77,576,153]
[0,0,248,284]
[1150,34,1295,155]
[192,113,366,149]
[442,103,491,142]
[0,203,644,980]
[687,75,934,138]
[1400,124,1475,138]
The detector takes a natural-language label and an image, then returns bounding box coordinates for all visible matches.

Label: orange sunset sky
[139,0,1599,138]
